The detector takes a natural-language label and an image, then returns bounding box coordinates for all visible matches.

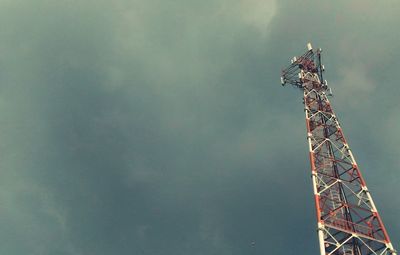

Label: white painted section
[365,189,378,213]
[387,243,397,255]
[317,223,326,255]
[311,173,318,195]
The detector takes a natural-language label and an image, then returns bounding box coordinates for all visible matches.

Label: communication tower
[281,43,397,255]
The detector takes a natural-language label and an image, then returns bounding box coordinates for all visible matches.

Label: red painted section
[315,194,322,222]
[353,165,367,187]
[375,212,392,243]
[309,152,316,171]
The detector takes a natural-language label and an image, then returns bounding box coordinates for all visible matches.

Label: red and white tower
[281,43,397,255]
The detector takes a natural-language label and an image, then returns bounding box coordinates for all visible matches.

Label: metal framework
[281,43,397,255]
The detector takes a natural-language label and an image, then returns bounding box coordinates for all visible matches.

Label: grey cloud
[0,1,399,254]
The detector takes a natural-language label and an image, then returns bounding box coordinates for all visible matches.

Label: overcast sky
[0,1,399,254]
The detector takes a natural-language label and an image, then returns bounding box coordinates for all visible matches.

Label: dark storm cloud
[0,1,399,254]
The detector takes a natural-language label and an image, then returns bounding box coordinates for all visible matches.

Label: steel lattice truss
[281,44,397,255]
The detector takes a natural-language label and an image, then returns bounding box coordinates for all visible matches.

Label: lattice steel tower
[281,43,397,255]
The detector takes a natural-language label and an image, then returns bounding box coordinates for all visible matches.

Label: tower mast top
[281,43,327,92]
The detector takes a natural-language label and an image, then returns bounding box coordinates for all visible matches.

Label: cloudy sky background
[0,0,399,254]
